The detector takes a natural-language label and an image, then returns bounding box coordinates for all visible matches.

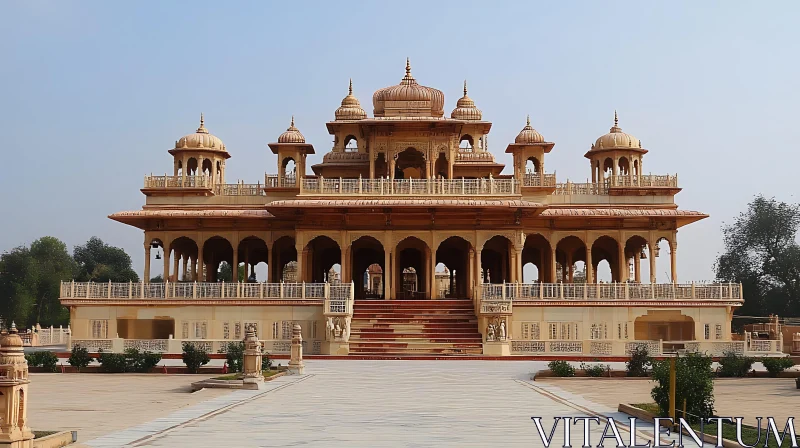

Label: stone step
[349,341,484,349]
[348,347,484,355]
[351,323,479,331]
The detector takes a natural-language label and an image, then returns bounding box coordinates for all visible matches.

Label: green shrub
[68,345,93,370]
[651,353,714,423]
[626,345,651,377]
[717,350,754,377]
[580,362,608,377]
[182,343,210,374]
[96,348,162,373]
[548,360,575,377]
[262,351,272,371]
[761,357,795,377]
[25,351,59,372]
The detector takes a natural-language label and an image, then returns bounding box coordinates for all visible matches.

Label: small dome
[515,116,545,144]
[451,81,482,121]
[335,79,367,121]
[175,114,227,151]
[373,59,444,117]
[591,111,642,151]
[0,322,23,350]
[277,116,306,143]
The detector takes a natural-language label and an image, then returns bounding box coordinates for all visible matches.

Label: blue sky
[2,1,798,281]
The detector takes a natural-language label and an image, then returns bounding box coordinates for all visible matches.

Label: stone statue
[499,321,506,340]
[325,317,334,341]
[342,317,350,342]
[334,319,342,339]
[486,323,495,342]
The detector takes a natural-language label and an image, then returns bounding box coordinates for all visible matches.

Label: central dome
[372,59,444,118]
[174,114,227,152]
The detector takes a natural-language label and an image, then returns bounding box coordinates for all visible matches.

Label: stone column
[163,247,170,284]
[242,326,263,388]
[549,247,557,283]
[389,156,396,180]
[288,324,304,374]
[0,325,34,446]
[295,247,306,283]
[670,241,678,284]
[267,246,274,283]
[369,154,375,179]
[342,245,350,286]
[649,243,657,284]
[197,242,204,282]
[172,250,179,282]
[475,249,483,285]
[618,242,627,283]
[634,251,641,283]
[566,252,573,283]
[232,245,239,283]
[144,244,151,284]
[468,248,475,298]
[586,244,594,284]
[384,249,392,300]
[430,247,437,299]
[516,249,523,283]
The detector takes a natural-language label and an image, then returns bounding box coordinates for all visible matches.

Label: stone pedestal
[288,324,304,375]
[483,341,510,356]
[0,324,34,448]
[322,341,350,355]
[242,326,264,387]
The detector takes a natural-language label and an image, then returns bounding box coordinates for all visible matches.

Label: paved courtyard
[28,360,796,447]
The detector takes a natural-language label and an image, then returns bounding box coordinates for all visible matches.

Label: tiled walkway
[77,360,706,448]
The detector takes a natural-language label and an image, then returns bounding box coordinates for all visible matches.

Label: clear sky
[2,1,798,282]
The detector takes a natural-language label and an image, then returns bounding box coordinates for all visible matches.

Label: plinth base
[482,341,510,356]
[322,341,350,355]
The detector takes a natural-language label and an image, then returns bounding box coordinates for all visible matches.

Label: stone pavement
[73,360,708,448]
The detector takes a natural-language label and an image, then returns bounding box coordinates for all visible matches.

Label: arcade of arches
[142,230,680,299]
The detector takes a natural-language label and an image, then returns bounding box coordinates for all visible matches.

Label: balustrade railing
[299,176,521,196]
[522,173,557,187]
[265,174,297,188]
[478,282,742,301]
[60,281,352,301]
[213,182,265,196]
[553,174,678,196]
[144,174,212,189]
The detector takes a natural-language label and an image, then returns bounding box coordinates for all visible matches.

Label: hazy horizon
[3,1,799,282]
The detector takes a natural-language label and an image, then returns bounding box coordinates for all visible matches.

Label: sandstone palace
[60,61,776,358]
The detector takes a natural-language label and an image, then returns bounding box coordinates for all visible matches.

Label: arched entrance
[436,236,472,299]
[202,236,234,282]
[169,236,199,282]
[522,233,551,283]
[591,236,622,282]
[624,235,648,284]
[238,236,269,282]
[634,310,695,341]
[555,236,587,283]
[396,236,430,299]
[395,147,425,179]
[482,236,512,284]
[272,236,297,282]
[351,236,385,299]
[305,236,341,283]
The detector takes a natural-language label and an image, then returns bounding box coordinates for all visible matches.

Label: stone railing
[322,152,369,163]
[522,173,557,187]
[553,174,678,195]
[478,282,742,301]
[72,338,324,355]
[213,182,266,196]
[60,281,352,301]
[265,174,297,188]
[143,174,212,189]
[299,176,521,196]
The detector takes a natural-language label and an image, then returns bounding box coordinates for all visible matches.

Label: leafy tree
[0,237,76,327]
[73,237,139,283]
[651,353,715,423]
[149,275,163,283]
[217,262,245,282]
[715,196,800,317]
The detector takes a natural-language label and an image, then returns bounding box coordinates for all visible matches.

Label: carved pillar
[475,249,483,285]
[162,247,170,284]
[430,246,437,299]
[634,251,641,283]
[649,242,656,284]
[586,244,594,284]
[566,251,573,283]
[197,240,204,281]
[384,248,392,300]
[670,241,678,284]
[516,249,523,284]
[295,246,306,283]
[267,246,274,283]
[144,244,151,284]
[549,246,557,283]
[617,241,627,282]
[369,154,375,179]
[232,245,239,283]
[389,155,396,180]
[468,248,475,298]
[172,249,179,282]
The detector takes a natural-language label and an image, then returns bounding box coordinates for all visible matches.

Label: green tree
[149,275,163,283]
[0,237,76,327]
[74,237,139,283]
[715,196,800,317]
[217,262,245,282]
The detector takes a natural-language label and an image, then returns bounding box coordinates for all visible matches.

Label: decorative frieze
[123,339,168,353]
[589,342,612,355]
[511,341,545,353]
[549,341,583,353]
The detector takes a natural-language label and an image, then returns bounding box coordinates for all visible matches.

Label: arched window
[525,157,540,174]
[459,135,474,152]
[344,135,358,153]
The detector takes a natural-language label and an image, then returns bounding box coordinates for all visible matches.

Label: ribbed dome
[451,81,482,121]
[277,116,306,143]
[373,59,444,117]
[515,116,545,144]
[0,322,23,349]
[591,111,642,151]
[174,114,227,151]
[335,79,367,121]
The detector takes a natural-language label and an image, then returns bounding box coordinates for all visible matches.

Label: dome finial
[406,57,411,76]
[464,80,468,96]
[614,110,618,128]
[349,78,353,95]
[526,115,531,126]
[196,113,208,133]
[291,115,295,128]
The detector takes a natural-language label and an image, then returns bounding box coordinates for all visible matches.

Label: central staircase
[349,300,483,356]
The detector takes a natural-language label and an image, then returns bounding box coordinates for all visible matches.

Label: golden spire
[348,78,353,95]
[463,80,468,96]
[196,112,208,133]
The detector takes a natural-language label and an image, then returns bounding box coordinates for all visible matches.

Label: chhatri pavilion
[60,60,768,357]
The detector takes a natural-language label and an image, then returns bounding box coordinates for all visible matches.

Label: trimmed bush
[548,360,575,377]
[96,348,162,373]
[68,345,93,371]
[717,350,754,377]
[651,353,715,423]
[182,342,210,374]
[626,345,651,377]
[761,357,795,377]
[25,351,59,372]
[580,362,608,377]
